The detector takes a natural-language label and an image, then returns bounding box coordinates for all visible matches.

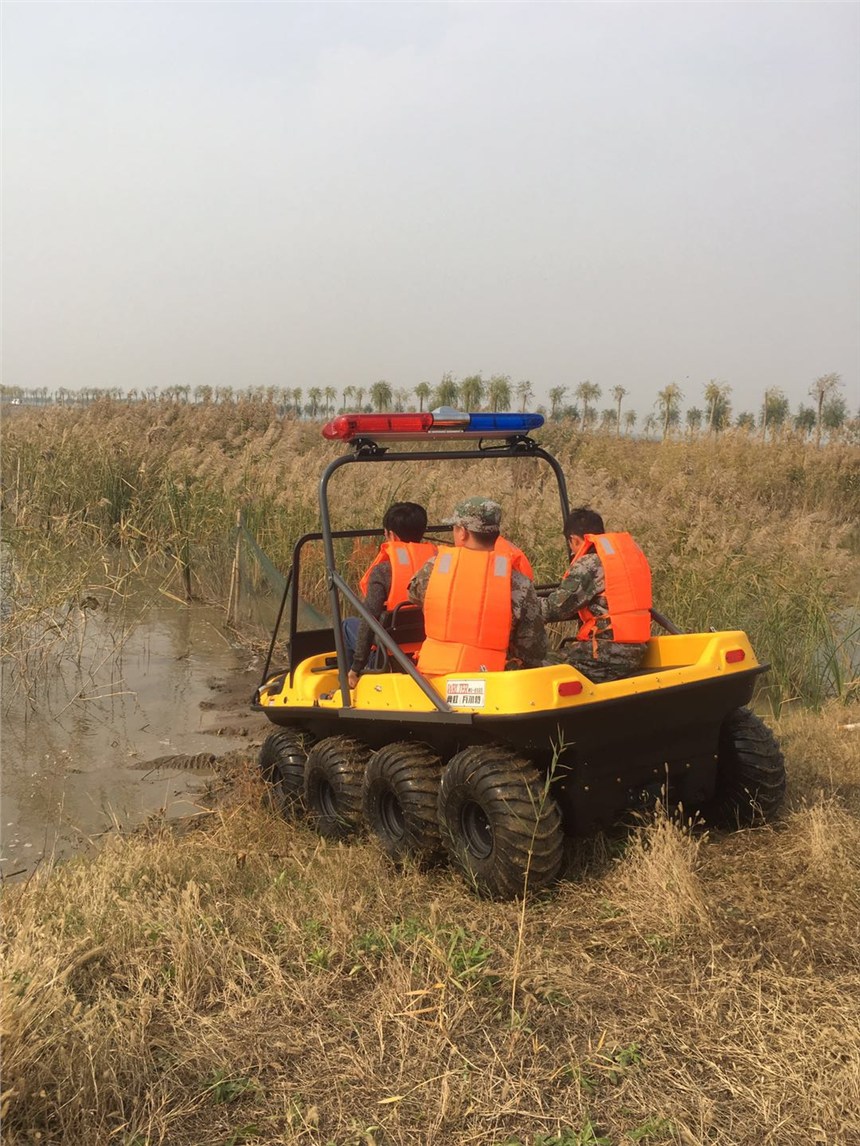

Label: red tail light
[558,680,583,697]
[725,649,746,664]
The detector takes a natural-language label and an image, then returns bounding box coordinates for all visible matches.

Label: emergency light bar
[322,409,544,442]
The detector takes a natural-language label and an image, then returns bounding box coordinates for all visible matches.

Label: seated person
[345,502,436,688]
[541,507,652,683]
[408,496,547,674]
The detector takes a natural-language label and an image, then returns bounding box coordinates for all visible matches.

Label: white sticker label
[445,680,487,709]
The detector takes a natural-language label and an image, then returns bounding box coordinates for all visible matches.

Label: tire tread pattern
[439,744,563,899]
[704,707,786,827]
[363,741,443,865]
[304,735,369,840]
[259,728,313,817]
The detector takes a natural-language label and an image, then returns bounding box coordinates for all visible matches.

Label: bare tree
[516,379,534,412]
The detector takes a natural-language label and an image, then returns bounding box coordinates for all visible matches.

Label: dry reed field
[2,401,859,1145]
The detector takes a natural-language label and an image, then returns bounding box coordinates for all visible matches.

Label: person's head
[564,507,604,549]
[383,501,427,543]
[445,496,501,549]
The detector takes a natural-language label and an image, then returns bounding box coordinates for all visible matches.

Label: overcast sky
[3,2,859,416]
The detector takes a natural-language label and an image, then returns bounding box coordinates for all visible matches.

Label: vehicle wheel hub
[379,790,406,840]
[460,800,493,859]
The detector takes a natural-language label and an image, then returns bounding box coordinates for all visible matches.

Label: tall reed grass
[3,400,858,706]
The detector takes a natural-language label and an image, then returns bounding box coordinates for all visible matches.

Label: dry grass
[3,707,859,1146]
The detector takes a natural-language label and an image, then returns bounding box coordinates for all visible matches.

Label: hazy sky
[3,2,859,415]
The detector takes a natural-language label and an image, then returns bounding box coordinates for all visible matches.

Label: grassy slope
[2,706,859,1146]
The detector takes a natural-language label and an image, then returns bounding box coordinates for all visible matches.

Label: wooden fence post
[226,508,242,625]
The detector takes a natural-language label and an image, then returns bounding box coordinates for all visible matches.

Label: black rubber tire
[304,736,370,840]
[699,707,786,828]
[363,741,444,866]
[259,728,314,818]
[438,745,564,899]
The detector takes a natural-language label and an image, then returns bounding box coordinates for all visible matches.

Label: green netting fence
[226,516,328,638]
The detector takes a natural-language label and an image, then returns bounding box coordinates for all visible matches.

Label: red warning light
[558,680,584,697]
[322,413,434,440]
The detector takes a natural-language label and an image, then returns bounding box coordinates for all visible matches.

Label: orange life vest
[570,532,652,643]
[359,540,438,610]
[418,547,513,675]
[494,536,534,580]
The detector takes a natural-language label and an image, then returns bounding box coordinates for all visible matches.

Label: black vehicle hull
[253,665,763,831]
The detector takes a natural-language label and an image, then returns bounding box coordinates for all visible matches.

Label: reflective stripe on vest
[359,540,438,609]
[572,532,652,643]
[417,546,513,675]
[494,536,534,580]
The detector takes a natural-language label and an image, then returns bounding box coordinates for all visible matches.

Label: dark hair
[474,529,500,544]
[564,507,604,537]
[383,501,428,542]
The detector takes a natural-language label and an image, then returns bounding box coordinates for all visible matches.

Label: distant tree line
[1,371,854,443]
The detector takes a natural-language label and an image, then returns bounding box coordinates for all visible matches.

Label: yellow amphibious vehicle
[253,410,785,898]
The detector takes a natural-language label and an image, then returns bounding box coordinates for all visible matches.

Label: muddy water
[1,600,261,879]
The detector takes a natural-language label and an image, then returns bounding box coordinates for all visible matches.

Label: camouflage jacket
[540,551,608,632]
[408,554,547,668]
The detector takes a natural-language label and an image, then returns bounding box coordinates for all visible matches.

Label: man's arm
[407,556,436,606]
[509,572,548,668]
[350,563,392,673]
[540,554,602,623]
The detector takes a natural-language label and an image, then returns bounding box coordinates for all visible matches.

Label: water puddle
[1,597,262,879]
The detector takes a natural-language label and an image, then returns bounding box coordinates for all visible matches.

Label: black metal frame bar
[259,523,450,690]
[260,434,573,709]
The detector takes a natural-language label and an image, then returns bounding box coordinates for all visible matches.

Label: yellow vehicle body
[258,631,760,718]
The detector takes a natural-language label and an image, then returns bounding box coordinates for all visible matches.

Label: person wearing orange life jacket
[540,506,652,683]
[407,497,547,674]
[494,535,534,579]
[345,502,437,689]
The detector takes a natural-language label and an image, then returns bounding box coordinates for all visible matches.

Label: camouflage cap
[444,496,502,535]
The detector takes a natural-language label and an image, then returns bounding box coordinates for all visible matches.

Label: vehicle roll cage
[260,432,572,712]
